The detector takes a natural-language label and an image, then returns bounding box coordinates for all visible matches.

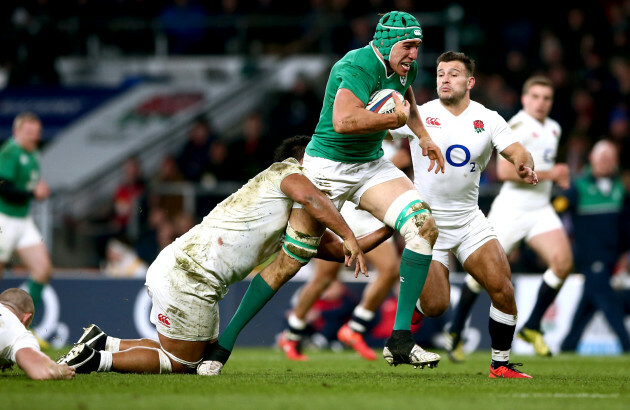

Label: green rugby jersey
[307,44,417,163]
[0,139,41,217]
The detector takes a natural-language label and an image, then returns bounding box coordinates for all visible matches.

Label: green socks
[218,274,276,351]
[393,249,431,330]
[26,279,45,310]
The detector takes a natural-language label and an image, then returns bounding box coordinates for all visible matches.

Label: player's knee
[486,279,514,303]
[552,253,573,278]
[419,296,449,318]
[31,265,52,283]
[159,348,200,374]
[383,190,436,253]
[282,223,322,265]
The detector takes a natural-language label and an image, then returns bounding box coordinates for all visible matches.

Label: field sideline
[1,348,628,410]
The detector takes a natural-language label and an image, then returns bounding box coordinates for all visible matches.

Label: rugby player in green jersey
[206,11,445,371]
[0,112,52,340]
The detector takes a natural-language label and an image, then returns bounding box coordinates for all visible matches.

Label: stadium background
[0,0,629,355]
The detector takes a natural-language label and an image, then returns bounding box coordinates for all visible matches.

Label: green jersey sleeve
[337,63,374,105]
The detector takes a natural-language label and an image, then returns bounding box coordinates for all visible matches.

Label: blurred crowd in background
[0,0,629,275]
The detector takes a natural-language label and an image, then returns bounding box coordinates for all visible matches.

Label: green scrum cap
[373,11,423,60]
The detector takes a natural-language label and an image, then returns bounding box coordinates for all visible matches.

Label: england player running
[57,136,390,375]
[390,51,537,378]
[445,76,573,360]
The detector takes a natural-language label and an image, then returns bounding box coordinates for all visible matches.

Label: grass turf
[1,347,628,410]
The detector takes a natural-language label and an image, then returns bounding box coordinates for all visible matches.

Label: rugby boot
[278,331,308,361]
[337,323,377,360]
[382,329,440,369]
[444,331,465,363]
[57,343,100,374]
[517,327,552,357]
[76,324,107,351]
[489,362,532,378]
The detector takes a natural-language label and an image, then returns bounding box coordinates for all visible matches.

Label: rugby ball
[366,89,403,114]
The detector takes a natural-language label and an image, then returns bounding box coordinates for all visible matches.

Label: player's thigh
[288,208,326,237]
[312,258,342,283]
[463,239,512,294]
[359,177,416,221]
[0,213,24,263]
[365,239,399,277]
[16,243,51,279]
[146,247,220,349]
[526,211,573,276]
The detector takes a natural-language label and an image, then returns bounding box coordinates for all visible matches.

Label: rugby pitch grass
[1,348,628,410]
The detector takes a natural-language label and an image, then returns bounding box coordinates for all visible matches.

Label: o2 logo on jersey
[446,144,471,167]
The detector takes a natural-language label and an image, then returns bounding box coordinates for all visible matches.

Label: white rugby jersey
[171,158,303,289]
[390,100,517,214]
[494,110,561,208]
[0,304,39,365]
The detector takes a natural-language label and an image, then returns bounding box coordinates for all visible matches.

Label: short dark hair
[0,288,34,316]
[437,51,476,77]
[273,135,311,162]
[522,75,554,95]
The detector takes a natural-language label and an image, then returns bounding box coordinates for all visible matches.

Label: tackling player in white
[389,51,537,378]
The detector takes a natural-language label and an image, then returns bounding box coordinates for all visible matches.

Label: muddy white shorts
[0,213,44,263]
[432,208,497,270]
[299,154,408,211]
[145,244,221,342]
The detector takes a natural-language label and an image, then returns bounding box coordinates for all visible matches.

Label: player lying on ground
[0,288,75,380]
[57,136,392,374]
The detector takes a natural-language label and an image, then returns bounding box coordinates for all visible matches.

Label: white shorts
[340,201,385,237]
[299,154,407,211]
[0,213,44,263]
[488,201,563,254]
[145,244,220,342]
[432,208,496,270]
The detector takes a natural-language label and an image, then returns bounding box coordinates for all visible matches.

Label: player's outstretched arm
[281,174,368,277]
[332,88,407,134]
[499,142,538,185]
[316,225,394,262]
[404,89,445,173]
[15,348,75,380]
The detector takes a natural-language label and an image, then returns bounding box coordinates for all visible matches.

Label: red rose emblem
[473,120,485,133]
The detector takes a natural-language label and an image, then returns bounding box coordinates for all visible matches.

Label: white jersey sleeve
[0,305,39,365]
[396,100,518,214]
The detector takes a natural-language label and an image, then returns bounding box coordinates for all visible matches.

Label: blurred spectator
[559,140,630,353]
[268,74,321,144]
[102,236,148,278]
[172,211,195,237]
[176,118,216,182]
[202,139,232,185]
[159,0,209,55]
[112,155,146,237]
[6,4,60,86]
[149,154,185,217]
[135,206,170,264]
[227,111,272,181]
